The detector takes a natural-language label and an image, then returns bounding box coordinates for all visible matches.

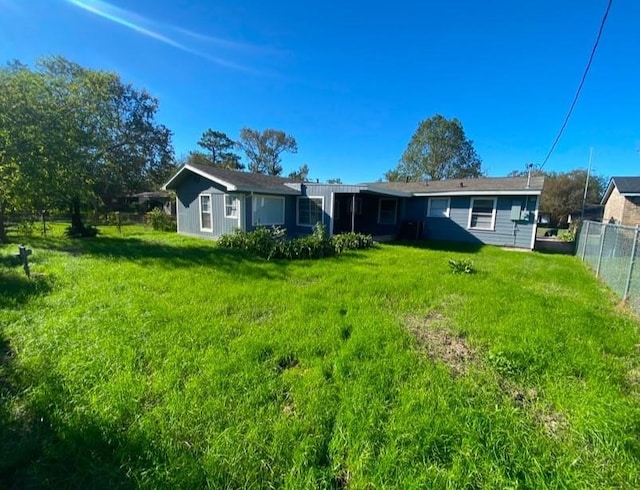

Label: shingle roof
[368,176,544,195]
[611,177,640,194]
[164,164,301,195]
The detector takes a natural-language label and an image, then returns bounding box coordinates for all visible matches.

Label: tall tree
[385,114,483,181]
[197,129,243,169]
[287,164,310,181]
[0,56,175,237]
[238,128,297,175]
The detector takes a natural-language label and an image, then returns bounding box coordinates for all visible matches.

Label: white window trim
[224,194,239,219]
[427,197,450,218]
[467,197,497,231]
[296,196,324,227]
[252,194,285,226]
[199,193,213,232]
[378,198,398,225]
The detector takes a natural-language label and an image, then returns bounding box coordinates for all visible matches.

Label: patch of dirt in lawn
[405,311,475,376]
[500,380,567,439]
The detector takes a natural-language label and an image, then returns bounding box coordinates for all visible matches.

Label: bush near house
[217,223,374,260]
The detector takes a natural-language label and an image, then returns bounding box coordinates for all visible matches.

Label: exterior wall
[406,195,538,249]
[603,187,626,223]
[604,187,640,226]
[176,173,243,239]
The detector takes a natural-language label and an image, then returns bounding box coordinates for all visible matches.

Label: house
[162,164,544,249]
[601,177,640,226]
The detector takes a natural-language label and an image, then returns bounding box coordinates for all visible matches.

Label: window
[468,197,496,230]
[252,195,285,226]
[199,194,212,231]
[378,199,397,225]
[428,197,450,218]
[224,194,239,219]
[297,197,324,227]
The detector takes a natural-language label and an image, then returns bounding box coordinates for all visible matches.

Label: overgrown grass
[1,226,640,488]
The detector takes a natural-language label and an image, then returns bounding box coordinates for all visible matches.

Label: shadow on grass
[0,350,179,489]
[0,272,53,308]
[22,235,294,280]
[385,239,485,254]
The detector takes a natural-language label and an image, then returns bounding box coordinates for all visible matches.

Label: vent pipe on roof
[526,163,533,189]
[459,182,464,188]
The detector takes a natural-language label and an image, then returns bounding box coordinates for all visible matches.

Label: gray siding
[176,173,243,239]
[417,195,538,249]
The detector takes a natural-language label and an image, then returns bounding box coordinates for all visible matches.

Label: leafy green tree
[385,114,483,181]
[541,170,606,226]
[287,164,310,181]
[197,129,243,169]
[326,178,342,184]
[238,128,297,175]
[0,56,175,237]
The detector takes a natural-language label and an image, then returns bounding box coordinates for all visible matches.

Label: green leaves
[385,114,484,182]
[0,56,175,239]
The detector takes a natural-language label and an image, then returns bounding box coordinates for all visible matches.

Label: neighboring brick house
[601,177,640,226]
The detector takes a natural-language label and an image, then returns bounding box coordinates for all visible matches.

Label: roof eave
[412,189,542,197]
[163,164,237,191]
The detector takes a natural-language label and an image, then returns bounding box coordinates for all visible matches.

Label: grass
[1,224,640,488]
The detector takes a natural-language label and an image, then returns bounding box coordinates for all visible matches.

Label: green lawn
[1,226,640,488]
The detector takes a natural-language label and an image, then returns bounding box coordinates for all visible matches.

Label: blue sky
[1,0,638,183]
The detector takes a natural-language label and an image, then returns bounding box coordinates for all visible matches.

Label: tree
[385,114,483,181]
[197,129,243,169]
[238,128,297,175]
[287,164,310,181]
[326,178,342,184]
[0,56,175,237]
[540,170,606,226]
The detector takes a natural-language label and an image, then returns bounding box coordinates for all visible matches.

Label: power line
[539,0,613,170]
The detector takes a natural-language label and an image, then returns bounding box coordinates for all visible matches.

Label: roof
[368,176,545,196]
[163,164,301,195]
[602,177,640,204]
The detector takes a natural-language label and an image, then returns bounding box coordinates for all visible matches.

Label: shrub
[146,208,176,232]
[65,224,99,238]
[16,219,35,237]
[218,225,374,260]
[559,229,575,242]
[448,258,475,274]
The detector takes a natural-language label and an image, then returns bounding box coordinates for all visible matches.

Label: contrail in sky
[66,0,266,73]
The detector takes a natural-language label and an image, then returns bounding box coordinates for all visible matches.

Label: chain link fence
[576,220,640,313]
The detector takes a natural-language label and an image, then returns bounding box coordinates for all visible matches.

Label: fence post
[623,226,639,301]
[581,221,590,260]
[596,223,607,278]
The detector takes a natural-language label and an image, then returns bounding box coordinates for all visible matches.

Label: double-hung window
[428,197,450,218]
[297,197,324,227]
[468,198,497,230]
[199,194,212,231]
[224,194,239,219]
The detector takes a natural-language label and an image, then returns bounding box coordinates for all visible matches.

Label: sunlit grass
[1,225,639,488]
